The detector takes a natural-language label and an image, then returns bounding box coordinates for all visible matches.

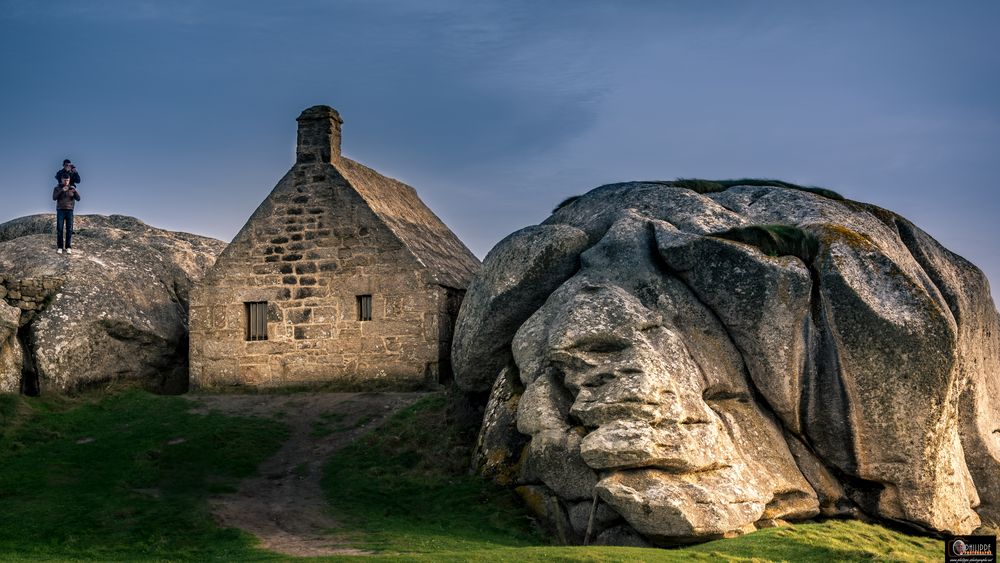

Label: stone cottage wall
[189,164,452,389]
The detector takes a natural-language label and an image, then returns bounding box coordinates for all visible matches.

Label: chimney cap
[297,105,343,124]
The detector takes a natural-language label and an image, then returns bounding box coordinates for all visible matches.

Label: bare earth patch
[188,392,426,557]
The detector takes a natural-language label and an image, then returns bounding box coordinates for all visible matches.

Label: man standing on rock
[55,159,81,187]
[52,174,80,254]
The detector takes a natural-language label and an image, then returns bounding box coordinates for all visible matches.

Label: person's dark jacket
[55,168,81,186]
[53,185,81,210]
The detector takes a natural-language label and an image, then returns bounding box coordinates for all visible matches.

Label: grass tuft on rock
[670,179,728,194]
[552,195,582,213]
[713,224,820,263]
[551,178,844,216]
[671,178,845,200]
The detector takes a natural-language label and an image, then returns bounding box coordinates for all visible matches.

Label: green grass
[676,178,845,200]
[669,178,729,194]
[321,395,940,562]
[0,390,289,562]
[321,394,544,554]
[712,224,820,263]
[709,178,845,200]
[311,411,349,437]
[553,195,582,213]
[552,178,844,215]
[0,390,945,562]
[325,518,939,561]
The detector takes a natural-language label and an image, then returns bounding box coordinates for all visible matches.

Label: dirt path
[188,392,425,557]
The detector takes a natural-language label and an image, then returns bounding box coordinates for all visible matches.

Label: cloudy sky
[2,1,998,289]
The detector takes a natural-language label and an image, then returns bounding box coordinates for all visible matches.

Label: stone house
[189,106,480,389]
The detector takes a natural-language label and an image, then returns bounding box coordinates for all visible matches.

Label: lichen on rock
[455,180,1000,545]
[0,214,225,394]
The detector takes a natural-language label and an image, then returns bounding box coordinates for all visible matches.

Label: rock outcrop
[0,214,225,394]
[457,181,1000,545]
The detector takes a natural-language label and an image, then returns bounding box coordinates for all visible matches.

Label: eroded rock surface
[0,300,21,392]
[457,181,1000,545]
[0,214,225,393]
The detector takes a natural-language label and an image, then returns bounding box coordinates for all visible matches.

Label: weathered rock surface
[0,301,21,392]
[0,214,225,394]
[453,225,588,393]
[457,181,1000,545]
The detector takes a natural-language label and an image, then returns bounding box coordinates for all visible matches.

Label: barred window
[245,301,268,341]
[357,295,372,321]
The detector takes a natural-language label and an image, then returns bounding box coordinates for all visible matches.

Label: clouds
[1,1,998,288]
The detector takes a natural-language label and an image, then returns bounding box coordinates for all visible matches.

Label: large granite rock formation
[455,181,1000,545]
[0,214,225,394]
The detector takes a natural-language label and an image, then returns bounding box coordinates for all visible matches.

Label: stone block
[204,340,240,358]
[189,306,210,331]
[312,306,337,323]
[198,359,240,385]
[238,363,271,386]
[294,324,333,340]
[344,256,373,268]
[211,306,227,329]
[295,287,324,300]
[286,308,312,324]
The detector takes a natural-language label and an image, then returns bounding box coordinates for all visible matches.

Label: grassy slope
[321,394,543,554]
[321,395,941,562]
[0,391,945,562]
[0,390,288,562]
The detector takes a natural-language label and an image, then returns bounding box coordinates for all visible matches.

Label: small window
[357,295,372,321]
[245,301,268,341]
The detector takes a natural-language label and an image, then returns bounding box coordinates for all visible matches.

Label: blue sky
[2,1,998,290]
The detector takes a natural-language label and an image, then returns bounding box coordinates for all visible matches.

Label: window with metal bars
[357,295,372,321]
[245,301,268,341]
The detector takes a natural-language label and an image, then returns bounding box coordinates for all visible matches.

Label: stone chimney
[296,105,343,164]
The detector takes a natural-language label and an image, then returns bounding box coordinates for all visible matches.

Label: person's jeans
[56,209,74,249]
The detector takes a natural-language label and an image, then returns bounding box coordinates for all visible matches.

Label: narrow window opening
[245,301,268,341]
[357,295,372,321]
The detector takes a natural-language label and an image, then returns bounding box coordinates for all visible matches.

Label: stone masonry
[0,274,64,326]
[1,274,64,394]
[189,106,480,389]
